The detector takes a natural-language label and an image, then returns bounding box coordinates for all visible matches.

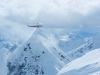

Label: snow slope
[66,35,100,61]
[91,34,100,49]
[66,37,93,61]
[58,48,100,75]
[7,28,70,75]
[0,48,8,75]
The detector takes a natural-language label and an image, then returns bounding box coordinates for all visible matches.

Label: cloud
[0,0,100,39]
[57,0,100,15]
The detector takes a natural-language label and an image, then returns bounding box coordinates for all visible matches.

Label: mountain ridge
[7,28,70,75]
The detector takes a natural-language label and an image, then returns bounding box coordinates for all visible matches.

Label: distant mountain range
[0,33,22,52]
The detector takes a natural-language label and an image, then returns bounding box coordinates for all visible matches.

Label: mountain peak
[31,28,48,39]
[7,28,70,75]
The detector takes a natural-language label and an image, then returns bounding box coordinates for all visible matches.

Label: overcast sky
[0,0,100,39]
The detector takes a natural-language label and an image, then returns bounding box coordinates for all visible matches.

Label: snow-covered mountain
[58,32,100,53]
[0,48,8,75]
[0,28,100,75]
[57,34,100,75]
[55,31,100,61]
[58,48,100,75]
[66,37,93,61]
[58,33,85,52]
[65,34,100,61]
[7,28,70,75]
[0,33,22,52]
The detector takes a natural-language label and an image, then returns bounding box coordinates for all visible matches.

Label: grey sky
[0,0,100,39]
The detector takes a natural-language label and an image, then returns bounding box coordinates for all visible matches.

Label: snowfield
[0,48,8,75]
[58,48,100,75]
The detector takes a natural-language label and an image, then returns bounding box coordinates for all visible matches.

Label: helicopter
[27,23,43,28]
